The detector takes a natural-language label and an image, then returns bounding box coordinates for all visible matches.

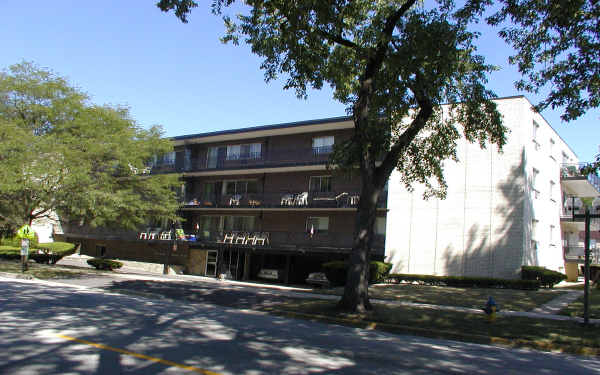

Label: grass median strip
[262,299,600,356]
[313,284,566,311]
[57,334,221,375]
[0,260,91,279]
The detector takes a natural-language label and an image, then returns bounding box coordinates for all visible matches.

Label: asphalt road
[0,277,598,375]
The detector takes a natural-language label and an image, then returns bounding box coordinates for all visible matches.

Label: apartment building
[385,96,600,279]
[62,95,598,283]
[160,117,387,283]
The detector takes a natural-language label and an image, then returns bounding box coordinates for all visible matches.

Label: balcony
[560,163,600,197]
[180,191,387,210]
[564,245,600,264]
[150,147,335,175]
[185,230,385,254]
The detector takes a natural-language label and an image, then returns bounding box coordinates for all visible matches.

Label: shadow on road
[1,280,598,374]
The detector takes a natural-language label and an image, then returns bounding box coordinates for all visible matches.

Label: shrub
[1,234,39,249]
[31,242,76,264]
[369,261,393,283]
[87,258,123,271]
[388,273,540,290]
[0,246,22,260]
[521,266,567,288]
[322,261,394,286]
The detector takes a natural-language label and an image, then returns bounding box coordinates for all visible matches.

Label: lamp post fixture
[571,207,599,325]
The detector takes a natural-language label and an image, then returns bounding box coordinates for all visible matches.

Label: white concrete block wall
[385,96,573,279]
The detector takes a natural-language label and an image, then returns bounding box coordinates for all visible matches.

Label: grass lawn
[559,285,600,319]
[265,299,600,356]
[0,260,92,279]
[314,283,565,311]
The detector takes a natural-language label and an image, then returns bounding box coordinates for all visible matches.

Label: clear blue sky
[1,1,597,161]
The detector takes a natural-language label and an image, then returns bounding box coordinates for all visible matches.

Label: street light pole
[583,208,590,325]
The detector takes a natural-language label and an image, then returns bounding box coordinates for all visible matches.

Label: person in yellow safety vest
[17,224,36,240]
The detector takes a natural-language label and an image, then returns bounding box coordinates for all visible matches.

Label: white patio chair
[235,233,247,244]
[160,231,171,240]
[280,194,294,206]
[246,232,258,245]
[295,192,308,206]
[229,194,241,206]
[255,232,269,245]
[223,233,235,244]
[139,232,148,240]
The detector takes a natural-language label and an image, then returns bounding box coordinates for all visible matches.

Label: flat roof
[172,115,352,142]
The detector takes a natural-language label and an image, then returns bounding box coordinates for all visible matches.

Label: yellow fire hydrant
[483,296,499,322]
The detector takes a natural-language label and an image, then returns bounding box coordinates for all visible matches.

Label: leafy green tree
[0,62,181,232]
[461,0,600,122]
[159,0,507,312]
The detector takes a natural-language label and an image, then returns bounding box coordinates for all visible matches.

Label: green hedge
[322,261,393,287]
[87,258,123,271]
[0,242,76,264]
[521,266,567,288]
[1,235,39,249]
[387,273,540,290]
[0,246,22,260]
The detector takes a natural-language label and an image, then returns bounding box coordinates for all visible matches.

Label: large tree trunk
[338,169,381,312]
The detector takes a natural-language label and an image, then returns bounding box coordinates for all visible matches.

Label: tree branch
[375,74,433,186]
[315,28,359,50]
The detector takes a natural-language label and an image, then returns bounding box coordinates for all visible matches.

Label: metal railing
[180,191,387,209]
[561,162,600,192]
[564,245,600,263]
[150,147,334,174]
[185,229,385,253]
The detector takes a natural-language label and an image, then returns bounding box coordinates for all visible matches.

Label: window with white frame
[549,138,555,160]
[306,217,329,233]
[531,219,539,251]
[532,120,540,150]
[549,180,556,202]
[550,225,555,246]
[226,143,262,160]
[531,168,540,198]
[312,136,334,154]
[309,176,332,193]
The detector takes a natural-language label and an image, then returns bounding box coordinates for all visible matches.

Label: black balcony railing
[564,245,600,263]
[150,147,335,174]
[180,191,387,209]
[185,229,385,253]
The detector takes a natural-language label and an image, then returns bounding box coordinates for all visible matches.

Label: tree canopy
[0,62,181,231]
[158,0,507,311]
[461,0,600,122]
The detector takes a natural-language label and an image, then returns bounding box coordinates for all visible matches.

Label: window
[224,180,258,195]
[550,225,556,246]
[224,216,256,232]
[306,217,329,233]
[549,180,556,202]
[309,176,332,193]
[375,217,386,235]
[532,121,540,150]
[531,219,538,251]
[201,182,217,202]
[549,138,555,160]
[226,143,262,160]
[207,147,220,168]
[531,169,539,198]
[312,136,334,154]
[152,151,176,167]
